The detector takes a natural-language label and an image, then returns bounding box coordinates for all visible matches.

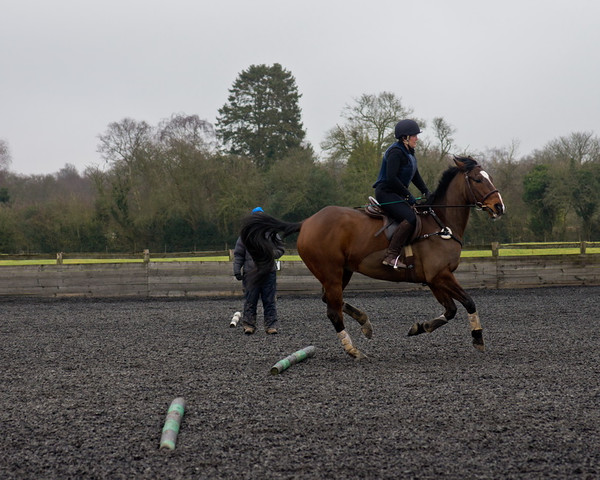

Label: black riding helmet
[394,119,421,139]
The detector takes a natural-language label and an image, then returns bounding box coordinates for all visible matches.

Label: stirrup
[382,255,407,269]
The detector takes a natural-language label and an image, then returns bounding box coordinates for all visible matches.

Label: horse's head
[454,156,505,218]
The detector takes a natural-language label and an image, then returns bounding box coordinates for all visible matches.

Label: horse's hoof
[407,322,425,336]
[472,329,485,352]
[361,322,373,339]
[346,348,368,361]
[354,351,369,361]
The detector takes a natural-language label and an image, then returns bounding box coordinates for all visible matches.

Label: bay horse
[240,156,505,359]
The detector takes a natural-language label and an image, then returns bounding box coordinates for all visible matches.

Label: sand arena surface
[1,286,599,479]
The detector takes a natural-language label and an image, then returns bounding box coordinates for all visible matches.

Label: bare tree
[157,114,216,152]
[546,131,600,166]
[97,118,154,170]
[0,139,12,171]
[321,92,416,162]
[96,119,158,250]
[431,117,456,160]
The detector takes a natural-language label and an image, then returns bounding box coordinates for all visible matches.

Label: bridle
[414,170,499,211]
[463,170,499,212]
[412,169,500,246]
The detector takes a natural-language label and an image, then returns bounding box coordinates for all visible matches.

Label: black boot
[382,220,414,269]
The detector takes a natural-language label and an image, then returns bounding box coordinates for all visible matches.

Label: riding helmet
[394,119,422,138]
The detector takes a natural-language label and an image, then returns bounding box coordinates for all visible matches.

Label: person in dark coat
[233,207,285,335]
[372,119,431,269]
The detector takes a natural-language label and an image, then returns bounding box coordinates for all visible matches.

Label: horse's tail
[240,213,302,283]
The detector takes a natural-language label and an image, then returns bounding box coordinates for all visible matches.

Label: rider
[373,119,431,269]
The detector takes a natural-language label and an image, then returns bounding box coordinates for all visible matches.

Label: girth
[414,208,463,246]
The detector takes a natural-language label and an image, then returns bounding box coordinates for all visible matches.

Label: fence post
[580,241,587,255]
[143,249,150,263]
[491,242,499,257]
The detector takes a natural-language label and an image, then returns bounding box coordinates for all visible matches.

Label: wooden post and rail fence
[1,242,599,298]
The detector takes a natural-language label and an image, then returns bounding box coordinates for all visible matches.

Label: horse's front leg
[467,311,484,352]
[407,314,449,336]
[407,283,455,336]
[441,277,485,352]
[408,275,485,352]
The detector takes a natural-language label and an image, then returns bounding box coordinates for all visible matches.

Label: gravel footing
[1,286,599,479]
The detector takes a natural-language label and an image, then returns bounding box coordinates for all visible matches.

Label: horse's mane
[426,156,479,204]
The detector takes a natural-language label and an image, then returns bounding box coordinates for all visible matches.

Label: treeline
[1,64,599,254]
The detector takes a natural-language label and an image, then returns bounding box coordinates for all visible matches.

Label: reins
[367,200,476,209]
[414,171,498,246]
[375,171,499,212]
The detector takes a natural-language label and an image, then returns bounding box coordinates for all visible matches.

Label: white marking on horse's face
[480,169,506,217]
[497,192,506,214]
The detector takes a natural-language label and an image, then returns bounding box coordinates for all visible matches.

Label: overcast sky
[2,0,599,175]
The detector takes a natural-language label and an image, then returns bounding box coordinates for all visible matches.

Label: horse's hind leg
[339,268,373,339]
[343,303,373,339]
[320,273,367,360]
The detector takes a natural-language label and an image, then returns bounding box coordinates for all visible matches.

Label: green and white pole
[159,397,185,450]
[270,346,316,375]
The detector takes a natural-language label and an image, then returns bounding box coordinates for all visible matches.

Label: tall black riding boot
[382,220,414,269]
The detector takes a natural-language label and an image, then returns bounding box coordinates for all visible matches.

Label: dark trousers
[242,271,278,330]
[375,186,417,226]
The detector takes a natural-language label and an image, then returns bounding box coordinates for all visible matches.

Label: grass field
[462,247,600,257]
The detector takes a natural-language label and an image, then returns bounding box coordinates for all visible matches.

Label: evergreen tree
[216,63,306,170]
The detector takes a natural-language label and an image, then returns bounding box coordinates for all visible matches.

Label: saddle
[362,196,461,251]
[362,196,422,269]
[363,196,422,242]
[364,196,387,219]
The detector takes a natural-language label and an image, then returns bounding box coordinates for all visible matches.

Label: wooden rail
[486,241,600,256]
[0,254,599,298]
